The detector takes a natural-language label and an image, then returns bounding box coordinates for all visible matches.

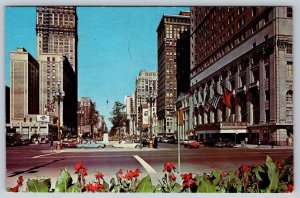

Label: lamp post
[77,105,84,144]
[130,112,136,137]
[52,82,65,150]
[146,93,156,148]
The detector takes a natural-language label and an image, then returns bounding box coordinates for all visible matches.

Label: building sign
[37,115,50,122]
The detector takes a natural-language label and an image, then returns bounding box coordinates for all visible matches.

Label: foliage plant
[8,155,293,193]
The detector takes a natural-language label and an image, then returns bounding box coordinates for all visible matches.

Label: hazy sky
[5,6,189,129]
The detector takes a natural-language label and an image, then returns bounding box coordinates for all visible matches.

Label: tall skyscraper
[190,7,293,145]
[36,6,78,135]
[156,11,190,135]
[36,6,78,73]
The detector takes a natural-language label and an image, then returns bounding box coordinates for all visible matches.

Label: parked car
[62,139,77,148]
[167,136,177,144]
[161,137,169,143]
[223,139,236,147]
[214,141,226,147]
[183,139,189,148]
[39,137,49,144]
[21,139,31,146]
[203,139,219,147]
[77,140,106,148]
[187,140,201,148]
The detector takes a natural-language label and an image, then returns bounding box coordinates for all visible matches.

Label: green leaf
[154,183,163,192]
[212,169,221,185]
[26,178,51,192]
[252,165,265,181]
[55,169,73,192]
[171,182,182,193]
[197,175,216,193]
[135,175,154,192]
[103,180,109,192]
[266,155,279,192]
[66,183,82,192]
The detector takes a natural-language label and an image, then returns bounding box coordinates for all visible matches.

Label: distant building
[79,97,92,134]
[124,94,136,136]
[134,70,157,136]
[189,7,293,145]
[156,11,190,136]
[9,47,41,138]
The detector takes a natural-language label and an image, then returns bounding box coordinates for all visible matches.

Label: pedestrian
[50,138,54,151]
[153,136,158,149]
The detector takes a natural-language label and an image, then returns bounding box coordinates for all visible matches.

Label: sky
[5,6,189,129]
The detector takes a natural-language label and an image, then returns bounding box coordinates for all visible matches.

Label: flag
[222,90,232,107]
[211,94,222,109]
[203,96,213,112]
[179,109,184,126]
[106,99,108,104]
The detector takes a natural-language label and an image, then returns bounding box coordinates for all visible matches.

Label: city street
[6,142,293,190]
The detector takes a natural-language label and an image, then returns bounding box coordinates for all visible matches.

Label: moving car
[77,140,106,148]
[187,140,202,149]
[62,139,77,148]
[112,140,141,148]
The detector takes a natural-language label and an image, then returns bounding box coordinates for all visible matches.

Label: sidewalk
[41,145,170,153]
[234,144,293,149]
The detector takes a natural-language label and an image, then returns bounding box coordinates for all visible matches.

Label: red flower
[80,168,88,176]
[287,184,294,193]
[17,176,24,186]
[85,182,96,192]
[95,182,105,192]
[123,170,133,180]
[117,169,123,175]
[169,174,176,182]
[11,186,19,192]
[220,172,227,177]
[242,165,250,173]
[182,180,196,188]
[74,162,83,171]
[163,162,174,172]
[95,172,104,180]
[181,173,192,181]
[132,168,141,177]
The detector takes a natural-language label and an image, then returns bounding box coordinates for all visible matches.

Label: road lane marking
[32,152,61,159]
[133,155,157,174]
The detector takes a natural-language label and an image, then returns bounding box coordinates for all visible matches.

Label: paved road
[6,143,293,190]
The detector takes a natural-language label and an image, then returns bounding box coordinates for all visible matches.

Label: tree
[89,101,100,139]
[109,101,127,136]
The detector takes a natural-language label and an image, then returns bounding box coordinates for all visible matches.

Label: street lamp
[146,93,156,148]
[52,82,65,150]
[130,112,136,137]
[77,105,84,144]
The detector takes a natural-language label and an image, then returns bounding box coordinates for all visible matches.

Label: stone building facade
[188,7,293,145]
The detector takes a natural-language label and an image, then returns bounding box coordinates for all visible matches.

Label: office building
[157,11,190,135]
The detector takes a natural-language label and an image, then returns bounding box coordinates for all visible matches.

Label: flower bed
[7,155,293,193]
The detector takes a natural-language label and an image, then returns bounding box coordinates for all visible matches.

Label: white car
[77,140,106,148]
[112,140,141,148]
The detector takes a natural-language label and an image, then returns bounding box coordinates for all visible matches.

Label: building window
[287,7,293,17]
[287,62,293,77]
[286,44,293,54]
[286,91,293,102]
[252,7,257,17]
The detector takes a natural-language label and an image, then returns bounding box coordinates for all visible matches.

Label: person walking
[50,138,54,151]
[153,136,158,149]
